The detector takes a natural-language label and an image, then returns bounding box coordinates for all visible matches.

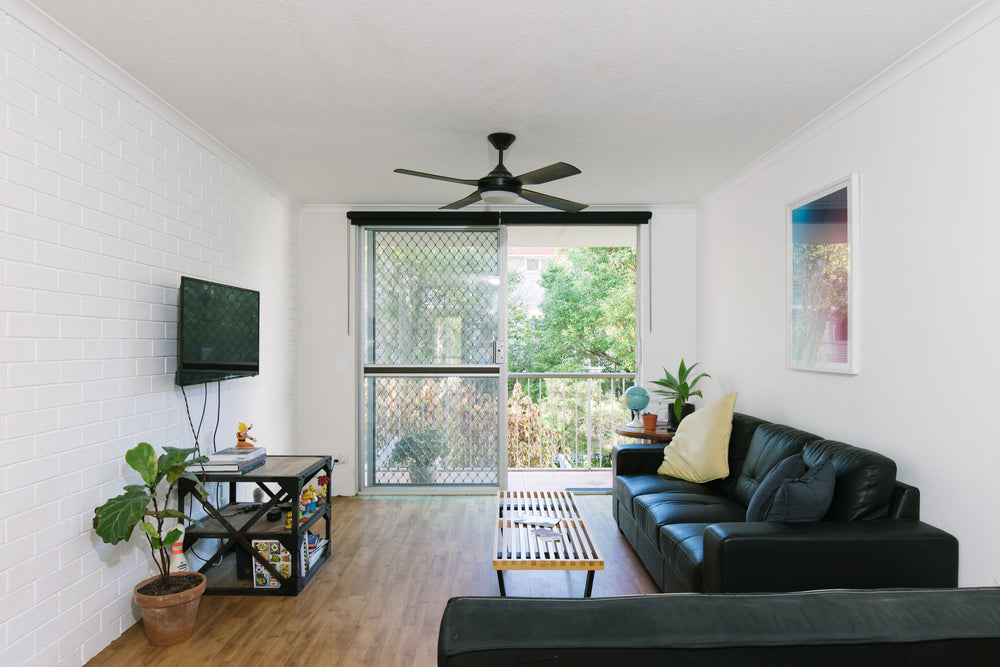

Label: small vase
[667,403,696,429]
[410,465,437,484]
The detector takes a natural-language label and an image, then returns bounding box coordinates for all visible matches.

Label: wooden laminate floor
[86,494,658,667]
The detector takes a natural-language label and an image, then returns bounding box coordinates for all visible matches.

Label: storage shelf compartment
[188,503,330,538]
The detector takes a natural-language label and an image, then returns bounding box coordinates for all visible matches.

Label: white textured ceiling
[29,0,983,206]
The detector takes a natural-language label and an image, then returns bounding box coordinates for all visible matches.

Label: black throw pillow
[746,455,836,522]
[746,454,806,522]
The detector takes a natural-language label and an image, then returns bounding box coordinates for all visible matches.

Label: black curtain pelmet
[347,211,650,226]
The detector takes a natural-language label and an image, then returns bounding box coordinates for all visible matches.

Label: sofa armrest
[612,443,665,477]
[702,520,958,593]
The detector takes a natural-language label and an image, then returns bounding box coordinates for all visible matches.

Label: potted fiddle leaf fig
[649,359,711,428]
[391,428,449,484]
[93,442,208,646]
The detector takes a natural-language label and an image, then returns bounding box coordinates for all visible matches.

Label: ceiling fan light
[480,189,519,204]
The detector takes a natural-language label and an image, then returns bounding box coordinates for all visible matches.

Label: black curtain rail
[363,365,501,376]
[347,212,499,226]
[502,211,650,225]
[347,211,650,226]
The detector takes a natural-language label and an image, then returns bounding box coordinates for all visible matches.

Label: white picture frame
[787,174,860,374]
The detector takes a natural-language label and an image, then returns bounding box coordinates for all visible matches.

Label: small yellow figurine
[237,421,257,447]
[284,511,292,530]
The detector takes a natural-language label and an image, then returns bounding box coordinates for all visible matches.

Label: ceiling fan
[394,132,588,213]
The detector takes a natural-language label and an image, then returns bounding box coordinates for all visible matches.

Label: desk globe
[624,386,650,425]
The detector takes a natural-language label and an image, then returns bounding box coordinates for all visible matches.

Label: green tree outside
[507,246,637,468]
[508,247,636,373]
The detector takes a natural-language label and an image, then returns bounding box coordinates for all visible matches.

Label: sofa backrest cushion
[731,423,821,507]
[706,413,767,497]
[803,440,897,520]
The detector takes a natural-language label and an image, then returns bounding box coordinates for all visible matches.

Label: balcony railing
[508,372,636,470]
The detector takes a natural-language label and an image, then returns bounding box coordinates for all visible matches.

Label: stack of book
[301,532,329,574]
[199,446,266,473]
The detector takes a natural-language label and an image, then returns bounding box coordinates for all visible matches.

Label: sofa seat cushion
[659,523,711,591]
[614,474,714,517]
[634,490,745,546]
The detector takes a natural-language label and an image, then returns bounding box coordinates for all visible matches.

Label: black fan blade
[520,189,588,213]
[516,162,581,186]
[394,168,478,186]
[440,191,483,209]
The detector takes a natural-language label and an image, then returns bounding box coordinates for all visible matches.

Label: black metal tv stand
[178,455,332,595]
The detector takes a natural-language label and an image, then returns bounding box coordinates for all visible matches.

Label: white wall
[298,207,356,494]
[0,3,301,665]
[696,3,1000,587]
[640,206,698,400]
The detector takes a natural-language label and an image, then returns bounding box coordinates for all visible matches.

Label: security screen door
[360,227,504,490]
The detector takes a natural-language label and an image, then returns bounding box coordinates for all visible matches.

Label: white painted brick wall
[1,5,301,666]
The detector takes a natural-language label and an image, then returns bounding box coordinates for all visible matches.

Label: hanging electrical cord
[181,382,225,566]
[181,385,202,454]
[213,380,221,452]
[212,381,223,521]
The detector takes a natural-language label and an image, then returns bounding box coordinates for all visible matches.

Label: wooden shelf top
[191,455,331,481]
[614,422,675,444]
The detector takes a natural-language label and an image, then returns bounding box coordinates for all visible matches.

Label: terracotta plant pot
[641,414,658,429]
[133,572,206,646]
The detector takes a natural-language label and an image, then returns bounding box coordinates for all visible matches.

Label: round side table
[615,422,675,444]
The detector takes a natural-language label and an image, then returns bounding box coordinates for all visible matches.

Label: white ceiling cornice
[4,0,302,209]
[696,0,999,209]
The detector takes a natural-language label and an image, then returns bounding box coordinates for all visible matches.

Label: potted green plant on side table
[391,428,450,484]
[650,359,711,429]
[93,442,208,646]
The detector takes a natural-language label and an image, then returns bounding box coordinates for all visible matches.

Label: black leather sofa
[438,588,1000,666]
[613,413,958,592]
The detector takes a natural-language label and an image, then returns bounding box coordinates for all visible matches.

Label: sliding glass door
[359,227,506,490]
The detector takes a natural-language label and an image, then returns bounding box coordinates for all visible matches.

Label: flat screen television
[176,277,260,386]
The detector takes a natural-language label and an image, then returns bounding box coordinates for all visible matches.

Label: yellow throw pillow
[657,392,738,483]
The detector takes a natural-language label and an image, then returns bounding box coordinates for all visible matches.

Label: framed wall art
[787,174,859,374]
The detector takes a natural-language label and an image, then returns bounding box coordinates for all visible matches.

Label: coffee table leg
[584,571,595,598]
[497,570,506,597]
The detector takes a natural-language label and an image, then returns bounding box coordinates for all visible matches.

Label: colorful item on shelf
[168,525,190,573]
[303,485,317,512]
[251,539,291,589]
[236,421,257,447]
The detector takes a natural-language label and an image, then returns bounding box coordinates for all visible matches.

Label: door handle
[493,340,506,365]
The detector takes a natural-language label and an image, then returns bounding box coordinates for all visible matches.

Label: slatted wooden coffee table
[494,490,604,597]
